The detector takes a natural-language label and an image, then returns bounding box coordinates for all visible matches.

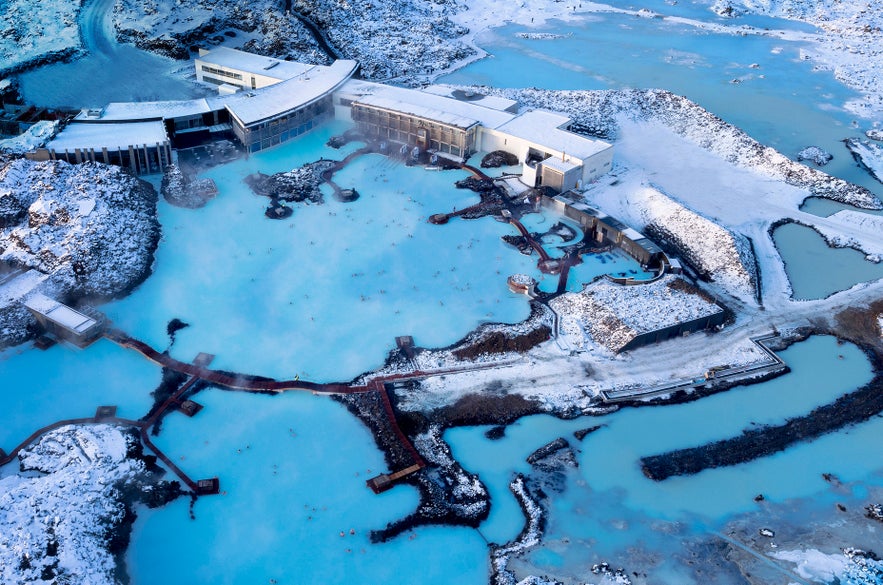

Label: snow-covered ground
[0,425,153,585]
[0,159,159,347]
[0,121,58,155]
[771,547,883,584]
[112,0,328,63]
[0,0,82,75]
[393,84,883,415]
[551,275,724,353]
[845,138,883,184]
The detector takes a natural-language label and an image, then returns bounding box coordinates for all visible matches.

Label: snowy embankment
[845,138,883,184]
[113,0,328,63]
[812,211,883,261]
[707,0,883,119]
[636,186,757,300]
[113,0,471,82]
[0,159,159,347]
[0,0,82,76]
[551,275,723,354]
[291,0,472,81]
[771,548,883,585]
[461,86,880,210]
[0,425,177,585]
[0,121,58,155]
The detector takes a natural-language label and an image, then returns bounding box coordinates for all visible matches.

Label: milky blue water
[772,222,883,299]
[801,196,883,218]
[446,336,882,579]
[103,122,540,381]
[127,388,488,585]
[441,6,883,201]
[0,338,157,450]
[3,2,883,582]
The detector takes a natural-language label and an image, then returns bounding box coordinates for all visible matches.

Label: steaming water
[3,1,883,583]
[772,222,883,299]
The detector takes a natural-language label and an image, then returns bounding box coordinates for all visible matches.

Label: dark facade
[620,310,726,352]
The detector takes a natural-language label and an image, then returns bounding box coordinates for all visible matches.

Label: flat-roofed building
[23,293,103,347]
[335,81,614,190]
[483,110,614,190]
[195,47,318,91]
[351,95,481,158]
[28,120,172,175]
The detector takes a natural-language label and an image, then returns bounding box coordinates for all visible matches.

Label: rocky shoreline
[642,336,883,481]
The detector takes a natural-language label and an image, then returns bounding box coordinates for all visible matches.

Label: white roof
[47,121,169,151]
[197,47,315,81]
[541,157,580,174]
[221,60,358,126]
[622,227,645,241]
[354,95,480,130]
[421,85,519,113]
[495,110,612,160]
[341,80,516,129]
[90,99,212,121]
[24,293,98,333]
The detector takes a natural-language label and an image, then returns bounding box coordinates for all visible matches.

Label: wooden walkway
[3,324,522,498]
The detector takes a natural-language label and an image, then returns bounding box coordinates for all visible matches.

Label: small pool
[772,222,883,300]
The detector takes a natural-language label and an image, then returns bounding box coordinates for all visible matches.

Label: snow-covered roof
[221,60,358,127]
[622,227,644,241]
[197,47,314,81]
[47,121,169,151]
[341,80,516,129]
[541,157,580,174]
[421,85,519,113]
[496,110,612,160]
[89,99,213,121]
[23,293,98,334]
[354,94,480,130]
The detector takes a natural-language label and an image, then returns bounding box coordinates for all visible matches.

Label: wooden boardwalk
[2,326,521,498]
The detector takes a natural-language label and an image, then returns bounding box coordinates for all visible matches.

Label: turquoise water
[441,9,883,200]
[127,388,488,584]
[801,196,883,218]
[446,336,881,574]
[103,123,538,381]
[515,212,654,292]
[0,338,158,450]
[772,222,883,299]
[4,2,883,582]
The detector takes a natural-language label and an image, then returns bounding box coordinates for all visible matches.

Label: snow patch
[0,425,145,585]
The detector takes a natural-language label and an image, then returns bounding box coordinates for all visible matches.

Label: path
[79,0,117,56]
[283,2,343,61]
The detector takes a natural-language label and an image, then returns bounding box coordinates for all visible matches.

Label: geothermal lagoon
[4,2,883,584]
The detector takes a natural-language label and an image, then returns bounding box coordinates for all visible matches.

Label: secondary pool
[772,222,883,300]
[446,336,882,580]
